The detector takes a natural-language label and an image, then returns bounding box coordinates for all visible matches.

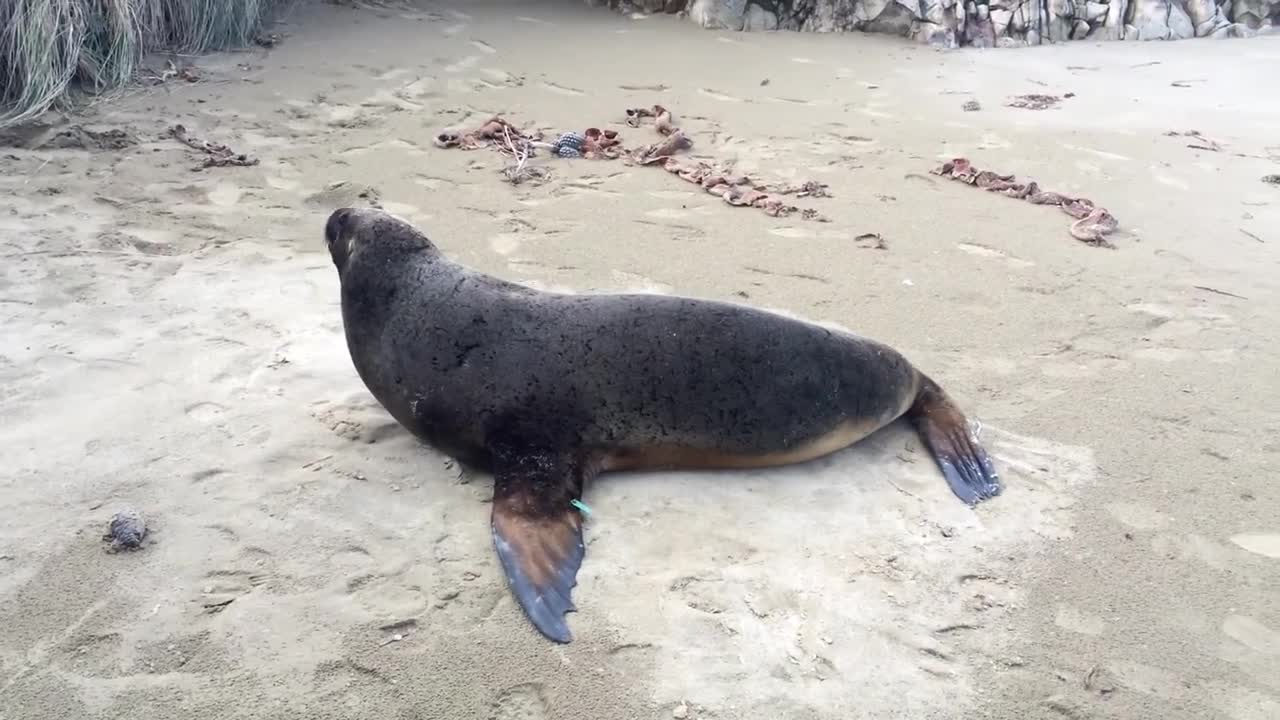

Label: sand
[1,2,1278,719]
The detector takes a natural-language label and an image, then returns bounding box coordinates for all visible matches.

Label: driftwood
[168,124,258,170]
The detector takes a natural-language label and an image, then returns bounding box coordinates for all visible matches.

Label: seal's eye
[325,208,353,247]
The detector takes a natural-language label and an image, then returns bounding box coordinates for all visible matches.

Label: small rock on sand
[106,508,148,551]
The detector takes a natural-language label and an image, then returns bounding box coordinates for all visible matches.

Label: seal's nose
[325,207,354,247]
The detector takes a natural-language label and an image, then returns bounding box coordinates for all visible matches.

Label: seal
[324,207,1002,643]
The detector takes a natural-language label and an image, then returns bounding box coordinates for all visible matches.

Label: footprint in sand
[480,68,524,87]
[1229,533,1280,559]
[304,181,381,210]
[376,67,412,82]
[415,174,476,191]
[1106,660,1186,698]
[541,81,584,96]
[1152,168,1190,190]
[857,106,894,119]
[375,200,422,217]
[207,183,243,207]
[340,139,426,158]
[957,242,1034,268]
[1054,605,1107,636]
[470,39,497,54]
[1130,346,1190,363]
[1105,502,1171,530]
[33,354,83,373]
[978,132,1013,150]
[490,234,521,256]
[1061,143,1131,161]
[198,569,265,614]
[1125,302,1178,322]
[647,189,699,200]
[1152,533,1240,573]
[1223,615,1280,656]
[645,208,692,220]
[185,401,227,423]
[310,399,404,444]
[266,175,301,191]
[610,270,672,293]
[490,683,550,720]
[445,56,481,74]
[558,184,623,199]
[698,88,743,103]
[768,227,815,239]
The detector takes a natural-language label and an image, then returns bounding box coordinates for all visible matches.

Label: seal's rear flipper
[905,377,1002,506]
[489,451,588,643]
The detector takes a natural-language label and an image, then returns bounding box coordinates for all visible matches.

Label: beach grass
[0,0,283,128]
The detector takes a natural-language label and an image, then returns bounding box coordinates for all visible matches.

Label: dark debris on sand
[104,508,148,552]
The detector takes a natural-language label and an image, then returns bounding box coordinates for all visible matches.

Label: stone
[660,0,1279,46]
[1195,16,1219,33]
[991,7,1013,32]
[968,16,999,44]
[1167,0,1197,37]
[1131,0,1174,38]
[1049,15,1076,39]
[744,3,779,30]
[1212,20,1259,35]
[1102,0,1129,37]
[1183,0,1220,26]
[922,0,951,24]
[867,1,921,35]
[1231,0,1273,28]
[687,0,747,29]
[106,508,147,551]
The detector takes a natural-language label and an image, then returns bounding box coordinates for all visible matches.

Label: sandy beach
[1,2,1278,718]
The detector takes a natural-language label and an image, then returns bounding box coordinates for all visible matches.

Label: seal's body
[326,208,1001,643]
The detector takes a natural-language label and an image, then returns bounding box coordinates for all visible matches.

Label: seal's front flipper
[489,450,589,643]
[906,377,1002,506]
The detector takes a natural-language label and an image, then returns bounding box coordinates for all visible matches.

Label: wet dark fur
[325,207,1001,643]
[329,210,914,468]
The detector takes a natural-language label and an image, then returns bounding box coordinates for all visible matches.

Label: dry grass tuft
[0,0,284,128]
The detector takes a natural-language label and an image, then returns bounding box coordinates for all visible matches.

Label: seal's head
[324,207,438,274]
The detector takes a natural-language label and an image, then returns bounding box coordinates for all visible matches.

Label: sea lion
[324,207,1002,643]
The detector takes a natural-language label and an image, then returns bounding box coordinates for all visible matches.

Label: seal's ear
[324,208,355,269]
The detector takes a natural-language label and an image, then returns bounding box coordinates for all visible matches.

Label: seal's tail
[904,374,1002,506]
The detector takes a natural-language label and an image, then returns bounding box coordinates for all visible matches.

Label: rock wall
[596,0,1276,46]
